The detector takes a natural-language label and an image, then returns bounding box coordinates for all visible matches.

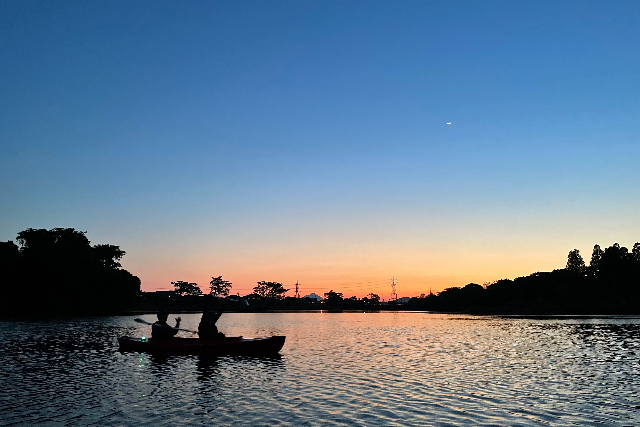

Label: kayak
[118,335,285,356]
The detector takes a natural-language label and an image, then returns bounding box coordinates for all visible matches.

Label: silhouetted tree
[0,241,19,271]
[0,228,140,317]
[437,287,462,301]
[365,293,380,304]
[597,243,640,305]
[590,244,604,272]
[0,241,20,303]
[172,281,203,296]
[633,243,640,262]
[92,244,126,269]
[600,244,633,274]
[323,290,344,304]
[253,281,289,299]
[566,249,585,272]
[209,276,232,297]
[17,228,91,257]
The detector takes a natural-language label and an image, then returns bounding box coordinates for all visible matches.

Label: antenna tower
[295,281,300,299]
[390,276,398,301]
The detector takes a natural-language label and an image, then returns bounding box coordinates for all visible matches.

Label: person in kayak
[152,309,181,339]
[198,305,225,339]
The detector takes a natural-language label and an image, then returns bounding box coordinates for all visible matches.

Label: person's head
[157,309,168,322]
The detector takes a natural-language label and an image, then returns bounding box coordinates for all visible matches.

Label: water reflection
[1,314,639,426]
[195,356,221,380]
[196,354,283,376]
[571,322,640,340]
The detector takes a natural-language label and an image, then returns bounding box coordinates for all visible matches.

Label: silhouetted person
[152,309,181,339]
[198,307,225,339]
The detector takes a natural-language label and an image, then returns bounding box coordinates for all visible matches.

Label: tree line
[169,278,289,300]
[0,228,141,317]
[3,228,636,315]
[408,242,640,314]
[192,243,638,314]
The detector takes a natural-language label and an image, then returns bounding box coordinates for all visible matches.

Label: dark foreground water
[1,313,639,426]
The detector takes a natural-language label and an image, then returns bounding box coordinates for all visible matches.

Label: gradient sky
[1,1,638,298]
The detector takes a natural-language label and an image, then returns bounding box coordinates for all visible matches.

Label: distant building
[244,293,263,301]
[303,293,323,301]
[154,290,174,299]
[226,295,249,306]
[396,297,412,304]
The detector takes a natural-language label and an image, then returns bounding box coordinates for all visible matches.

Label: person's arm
[170,317,181,337]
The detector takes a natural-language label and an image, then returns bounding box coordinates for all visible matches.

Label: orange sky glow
[131,241,578,299]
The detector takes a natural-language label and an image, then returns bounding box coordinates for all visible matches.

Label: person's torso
[152,321,174,339]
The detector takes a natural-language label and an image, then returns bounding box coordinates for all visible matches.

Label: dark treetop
[202,242,640,315]
[0,228,140,318]
[407,243,640,314]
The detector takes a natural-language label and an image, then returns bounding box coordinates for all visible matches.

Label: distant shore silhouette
[1,228,638,318]
[0,228,140,318]
[132,241,640,315]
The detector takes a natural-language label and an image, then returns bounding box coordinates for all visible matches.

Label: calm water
[1,313,639,426]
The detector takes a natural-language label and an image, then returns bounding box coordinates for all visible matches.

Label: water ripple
[1,314,639,426]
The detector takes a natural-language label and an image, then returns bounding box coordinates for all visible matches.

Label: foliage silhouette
[172,280,203,296]
[209,276,232,297]
[408,242,640,314]
[0,228,140,317]
[364,293,381,304]
[566,249,585,272]
[590,244,603,272]
[323,290,344,305]
[253,281,289,299]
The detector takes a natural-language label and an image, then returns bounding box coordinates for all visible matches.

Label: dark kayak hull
[118,336,285,356]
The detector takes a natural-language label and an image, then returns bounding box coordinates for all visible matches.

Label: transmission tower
[390,276,397,301]
[295,281,300,299]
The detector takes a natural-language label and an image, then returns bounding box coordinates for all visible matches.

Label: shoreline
[3,309,640,321]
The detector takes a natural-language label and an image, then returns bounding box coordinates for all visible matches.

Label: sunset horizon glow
[1,1,638,300]
[128,238,640,299]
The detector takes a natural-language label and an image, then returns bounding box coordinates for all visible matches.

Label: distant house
[303,293,323,302]
[396,297,412,304]
[226,295,249,306]
[244,293,263,301]
[155,290,174,299]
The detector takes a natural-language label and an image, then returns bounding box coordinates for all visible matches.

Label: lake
[1,312,639,426]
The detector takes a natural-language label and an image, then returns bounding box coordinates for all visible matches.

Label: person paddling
[152,309,181,339]
[198,301,225,339]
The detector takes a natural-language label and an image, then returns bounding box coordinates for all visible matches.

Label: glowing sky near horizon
[1,1,638,298]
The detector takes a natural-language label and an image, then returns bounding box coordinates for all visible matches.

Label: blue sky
[1,1,638,296]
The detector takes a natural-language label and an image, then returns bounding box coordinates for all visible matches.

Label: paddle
[134,317,198,334]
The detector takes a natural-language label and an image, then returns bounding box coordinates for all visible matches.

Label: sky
[1,1,639,299]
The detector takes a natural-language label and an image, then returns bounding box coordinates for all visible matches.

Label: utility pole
[295,281,300,299]
[391,276,397,302]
